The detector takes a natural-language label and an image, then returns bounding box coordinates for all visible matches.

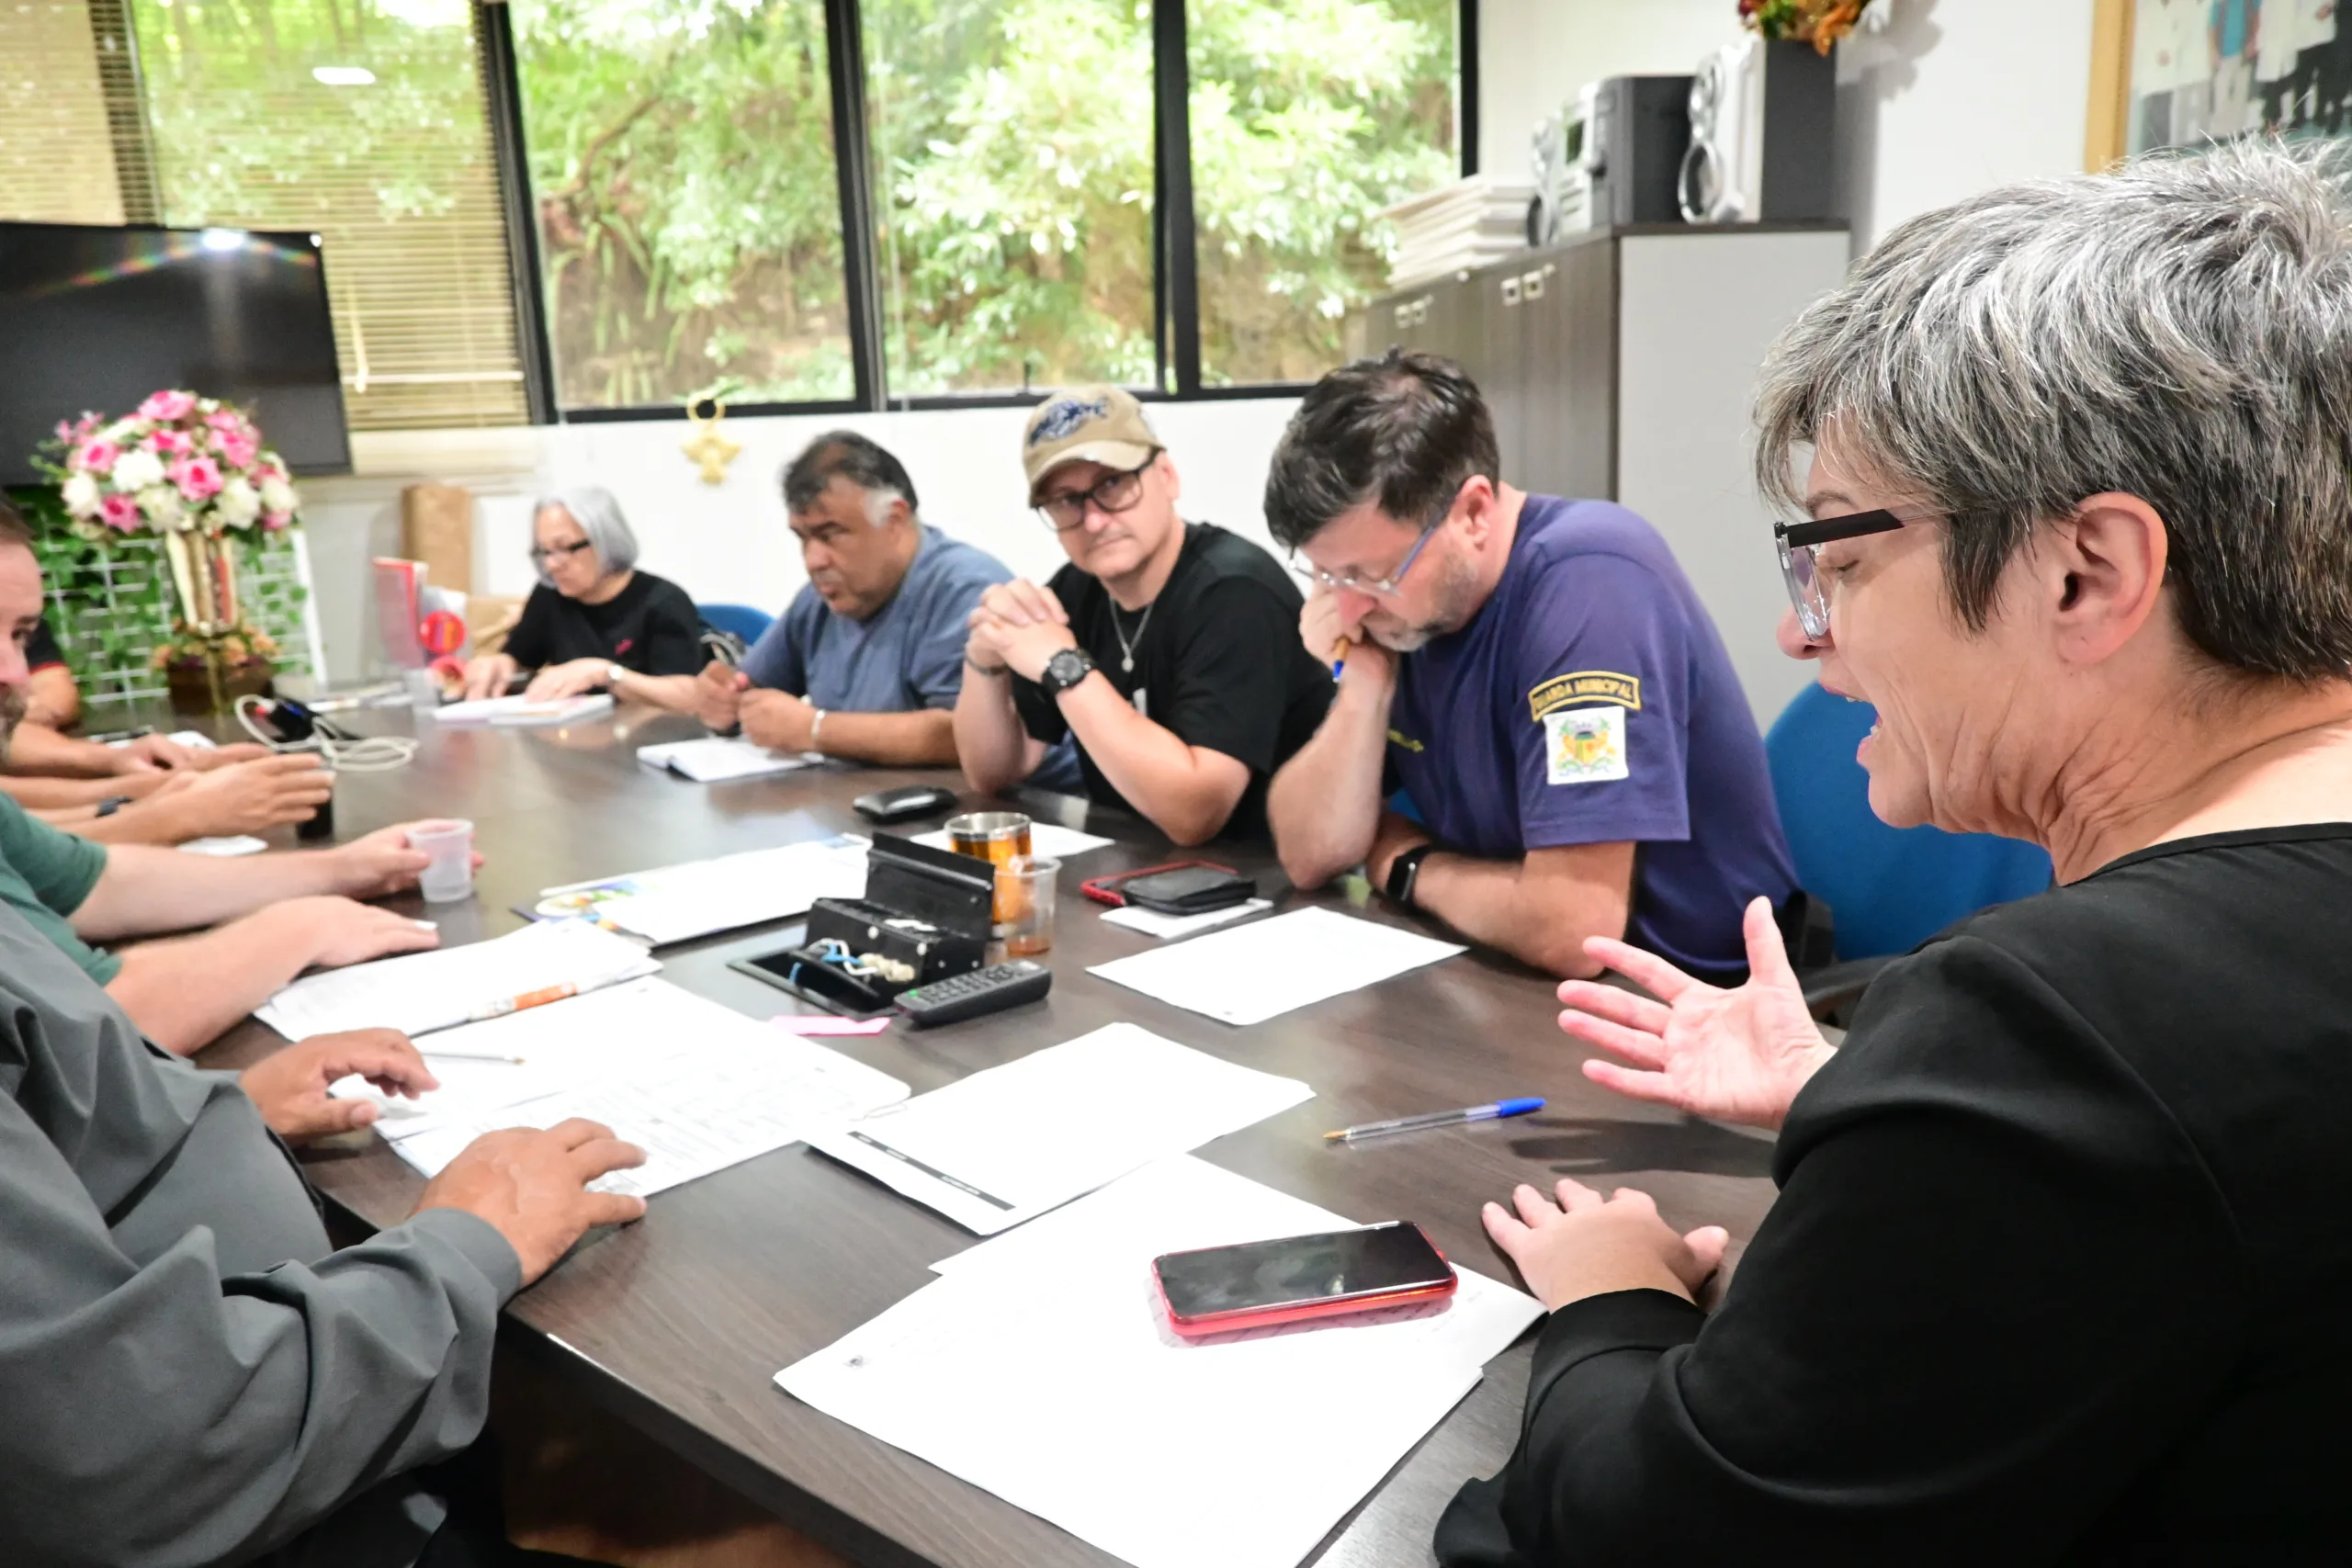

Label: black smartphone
[853,784,958,823]
[1120,864,1254,914]
[243,695,320,745]
[1152,1221,1457,1337]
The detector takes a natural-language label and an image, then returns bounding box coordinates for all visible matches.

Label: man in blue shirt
[693,432,1015,766]
[1264,351,1796,980]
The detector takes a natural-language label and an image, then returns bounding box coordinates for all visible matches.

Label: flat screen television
[0,222,352,488]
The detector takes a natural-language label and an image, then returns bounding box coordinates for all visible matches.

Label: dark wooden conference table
[200,704,1783,1568]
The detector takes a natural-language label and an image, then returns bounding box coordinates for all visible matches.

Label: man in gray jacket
[0,900,644,1566]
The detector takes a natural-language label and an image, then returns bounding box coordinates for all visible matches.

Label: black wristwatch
[1041,647,1097,697]
[96,795,131,818]
[1385,841,1438,908]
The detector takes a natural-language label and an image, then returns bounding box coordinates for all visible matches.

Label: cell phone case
[1118,865,1255,915]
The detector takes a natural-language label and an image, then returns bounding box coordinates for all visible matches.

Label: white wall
[297,399,1300,682]
[1835,0,2098,248]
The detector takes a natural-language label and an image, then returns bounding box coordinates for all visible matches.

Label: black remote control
[895,960,1053,1027]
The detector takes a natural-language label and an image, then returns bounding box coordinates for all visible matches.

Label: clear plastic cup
[998,854,1059,956]
[409,818,476,904]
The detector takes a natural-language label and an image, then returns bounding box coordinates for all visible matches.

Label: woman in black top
[459,487,704,701]
[1441,142,2352,1564]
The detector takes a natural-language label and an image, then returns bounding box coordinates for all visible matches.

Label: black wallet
[1118,864,1256,915]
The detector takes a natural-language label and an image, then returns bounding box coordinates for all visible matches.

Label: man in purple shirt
[1264,351,1796,980]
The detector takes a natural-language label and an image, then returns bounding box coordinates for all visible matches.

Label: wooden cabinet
[1346,222,1851,727]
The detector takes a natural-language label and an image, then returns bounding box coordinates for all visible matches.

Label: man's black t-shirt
[1440,824,2352,1566]
[502,571,703,678]
[1012,522,1332,840]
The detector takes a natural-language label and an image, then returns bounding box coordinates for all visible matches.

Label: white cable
[233,695,420,773]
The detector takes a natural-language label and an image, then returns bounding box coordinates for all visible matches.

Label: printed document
[907,822,1114,859]
[532,834,869,944]
[257,919,658,1040]
[1088,906,1465,1026]
[808,1022,1312,1235]
[342,976,909,1197]
[429,693,614,727]
[777,1156,1541,1568]
[636,737,820,783]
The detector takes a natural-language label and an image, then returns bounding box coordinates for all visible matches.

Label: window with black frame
[509,0,855,412]
[505,0,1464,414]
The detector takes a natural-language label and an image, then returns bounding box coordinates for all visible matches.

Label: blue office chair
[697,602,775,647]
[1768,682,2052,968]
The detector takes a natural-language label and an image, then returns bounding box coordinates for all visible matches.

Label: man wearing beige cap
[955,387,1332,843]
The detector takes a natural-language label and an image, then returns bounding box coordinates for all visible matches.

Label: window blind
[0,1,130,224]
[131,0,528,432]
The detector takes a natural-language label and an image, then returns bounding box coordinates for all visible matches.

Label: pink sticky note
[770,1013,892,1036]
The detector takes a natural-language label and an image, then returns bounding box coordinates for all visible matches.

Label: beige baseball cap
[1021,385,1160,500]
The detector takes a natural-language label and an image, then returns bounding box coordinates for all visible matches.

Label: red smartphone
[1152,1222,1458,1337]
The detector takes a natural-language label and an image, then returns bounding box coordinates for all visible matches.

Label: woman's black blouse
[501,571,703,678]
[1442,825,2352,1566]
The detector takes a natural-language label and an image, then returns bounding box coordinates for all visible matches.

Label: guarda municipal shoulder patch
[1528,670,1641,721]
[1544,705,1629,785]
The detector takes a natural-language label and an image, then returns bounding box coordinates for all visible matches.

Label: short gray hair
[531,485,639,585]
[1754,138,2352,682]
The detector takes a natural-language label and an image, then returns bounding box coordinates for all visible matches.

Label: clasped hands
[965,580,1079,682]
[1485,896,1835,1313]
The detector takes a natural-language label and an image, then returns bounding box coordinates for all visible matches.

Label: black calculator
[894,961,1053,1027]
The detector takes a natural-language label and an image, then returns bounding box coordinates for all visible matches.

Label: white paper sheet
[177,835,269,857]
[808,1022,1313,1235]
[906,822,1114,859]
[636,737,820,783]
[532,834,869,945]
[429,693,614,727]
[1089,907,1465,1027]
[1100,897,1272,940]
[778,1156,1540,1568]
[353,977,909,1197]
[256,919,658,1040]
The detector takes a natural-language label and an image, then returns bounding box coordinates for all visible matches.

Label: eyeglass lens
[1039,465,1147,530]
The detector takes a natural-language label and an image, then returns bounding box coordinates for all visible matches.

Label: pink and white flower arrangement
[43,393,299,542]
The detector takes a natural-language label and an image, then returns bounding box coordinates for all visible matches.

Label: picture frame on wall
[2086,0,2352,170]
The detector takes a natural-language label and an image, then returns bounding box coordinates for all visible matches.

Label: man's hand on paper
[1560,896,1833,1132]
[329,822,482,898]
[240,1028,438,1143]
[1481,1177,1727,1312]
[694,660,748,730]
[415,1117,650,1283]
[741,689,817,751]
[258,895,441,970]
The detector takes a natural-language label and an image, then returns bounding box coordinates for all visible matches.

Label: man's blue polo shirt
[1384,496,1796,978]
[740,525,1009,712]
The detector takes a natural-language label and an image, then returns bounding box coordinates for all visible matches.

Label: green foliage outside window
[515,0,1457,406]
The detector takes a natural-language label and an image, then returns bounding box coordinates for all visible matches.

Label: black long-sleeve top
[1441,825,2352,1565]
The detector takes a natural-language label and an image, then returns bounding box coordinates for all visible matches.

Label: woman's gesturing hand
[1561,896,1835,1131]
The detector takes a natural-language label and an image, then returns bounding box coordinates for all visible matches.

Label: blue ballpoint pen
[1323,1097,1545,1144]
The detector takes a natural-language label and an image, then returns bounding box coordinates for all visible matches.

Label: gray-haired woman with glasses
[1442,141,2352,1565]
[459,486,704,702]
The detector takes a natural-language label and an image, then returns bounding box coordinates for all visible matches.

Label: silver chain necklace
[1110,599,1155,673]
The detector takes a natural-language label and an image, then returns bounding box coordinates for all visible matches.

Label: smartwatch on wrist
[1385,841,1437,908]
[96,795,131,818]
[1041,648,1097,697]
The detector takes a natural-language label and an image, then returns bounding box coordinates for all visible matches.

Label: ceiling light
[311,65,377,86]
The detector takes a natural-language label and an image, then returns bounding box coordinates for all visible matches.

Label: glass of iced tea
[997,854,1059,955]
[944,811,1033,929]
